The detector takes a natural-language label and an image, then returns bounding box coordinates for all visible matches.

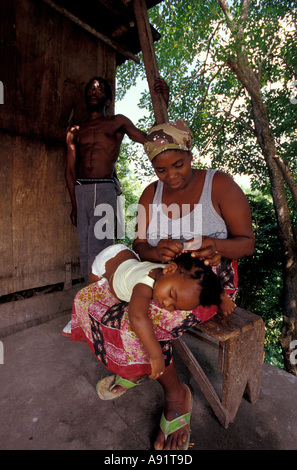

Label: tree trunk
[227,56,297,375]
[273,155,297,210]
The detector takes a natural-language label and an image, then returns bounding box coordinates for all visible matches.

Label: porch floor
[0,306,296,452]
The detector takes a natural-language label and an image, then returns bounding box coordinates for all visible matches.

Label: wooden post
[133,0,168,124]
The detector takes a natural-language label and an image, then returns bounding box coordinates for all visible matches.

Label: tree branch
[224,110,255,133]
[153,0,174,28]
[257,37,278,79]
[217,0,235,30]
[274,155,297,211]
[169,21,224,114]
[199,86,244,156]
[240,0,250,25]
[188,64,226,124]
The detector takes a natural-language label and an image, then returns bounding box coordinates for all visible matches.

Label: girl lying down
[89,243,235,380]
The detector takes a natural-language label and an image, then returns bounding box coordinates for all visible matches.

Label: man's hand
[70,205,77,227]
[154,78,170,106]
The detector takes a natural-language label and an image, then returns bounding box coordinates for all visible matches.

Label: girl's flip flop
[96,374,143,400]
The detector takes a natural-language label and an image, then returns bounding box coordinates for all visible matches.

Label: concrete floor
[0,309,296,452]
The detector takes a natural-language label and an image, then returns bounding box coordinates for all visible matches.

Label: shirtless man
[65,76,169,282]
[63,76,168,336]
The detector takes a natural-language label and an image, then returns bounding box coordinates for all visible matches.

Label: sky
[115,77,251,189]
[115,77,149,122]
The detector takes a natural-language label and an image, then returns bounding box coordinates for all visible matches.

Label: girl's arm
[128,283,165,379]
[87,270,100,285]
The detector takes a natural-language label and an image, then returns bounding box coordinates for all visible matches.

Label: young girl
[89,243,234,380]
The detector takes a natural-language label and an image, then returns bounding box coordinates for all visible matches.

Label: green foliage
[115,0,297,369]
[115,139,143,248]
[116,0,297,186]
[237,192,284,368]
[116,140,143,205]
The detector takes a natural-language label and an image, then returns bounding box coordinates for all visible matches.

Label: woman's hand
[157,239,184,263]
[149,355,165,380]
[190,236,222,266]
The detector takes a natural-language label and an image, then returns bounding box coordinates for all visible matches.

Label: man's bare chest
[78,120,122,147]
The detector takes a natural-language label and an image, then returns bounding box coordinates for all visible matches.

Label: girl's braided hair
[174,252,223,307]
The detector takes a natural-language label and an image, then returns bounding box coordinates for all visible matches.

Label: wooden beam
[133,0,168,124]
[41,0,140,64]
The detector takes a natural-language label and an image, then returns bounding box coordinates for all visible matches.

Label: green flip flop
[96,374,143,400]
[159,386,193,450]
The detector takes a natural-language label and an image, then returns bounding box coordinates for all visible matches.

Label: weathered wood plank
[133,0,168,124]
[41,0,140,63]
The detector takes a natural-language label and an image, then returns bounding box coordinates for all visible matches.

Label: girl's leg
[219,292,236,316]
[154,363,192,450]
[91,244,134,279]
[103,246,139,280]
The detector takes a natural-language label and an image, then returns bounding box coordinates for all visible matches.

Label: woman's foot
[154,383,192,450]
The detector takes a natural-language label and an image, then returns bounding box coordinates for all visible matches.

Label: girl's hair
[174,253,223,307]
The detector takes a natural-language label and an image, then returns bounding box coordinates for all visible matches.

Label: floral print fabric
[71,259,238,378]
[71,278,201,378]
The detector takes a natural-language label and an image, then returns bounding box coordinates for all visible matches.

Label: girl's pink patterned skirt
[71,260,237,378]
[71,278,203,378]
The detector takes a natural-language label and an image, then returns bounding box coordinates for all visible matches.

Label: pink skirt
[71,278,202,378]
[71,260,238,378]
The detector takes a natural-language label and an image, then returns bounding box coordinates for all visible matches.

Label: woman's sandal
[159,386,193,450]
[96,374,143,400]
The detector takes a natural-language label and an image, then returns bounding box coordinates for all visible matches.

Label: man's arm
[65,126,78,226]
[120,78,170,145]
[120,115,147,144]
[153,78,170,107]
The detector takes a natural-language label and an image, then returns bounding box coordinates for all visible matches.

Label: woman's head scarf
[144,119,193,161]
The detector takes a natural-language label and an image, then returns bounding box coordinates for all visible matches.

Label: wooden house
[0,0,163,331]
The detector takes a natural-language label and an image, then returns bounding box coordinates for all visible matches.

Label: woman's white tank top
[146,169,228,247]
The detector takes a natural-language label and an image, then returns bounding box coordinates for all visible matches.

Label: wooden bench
[173,307,265,428]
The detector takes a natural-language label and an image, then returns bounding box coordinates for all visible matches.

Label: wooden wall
[0,0,117,296]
